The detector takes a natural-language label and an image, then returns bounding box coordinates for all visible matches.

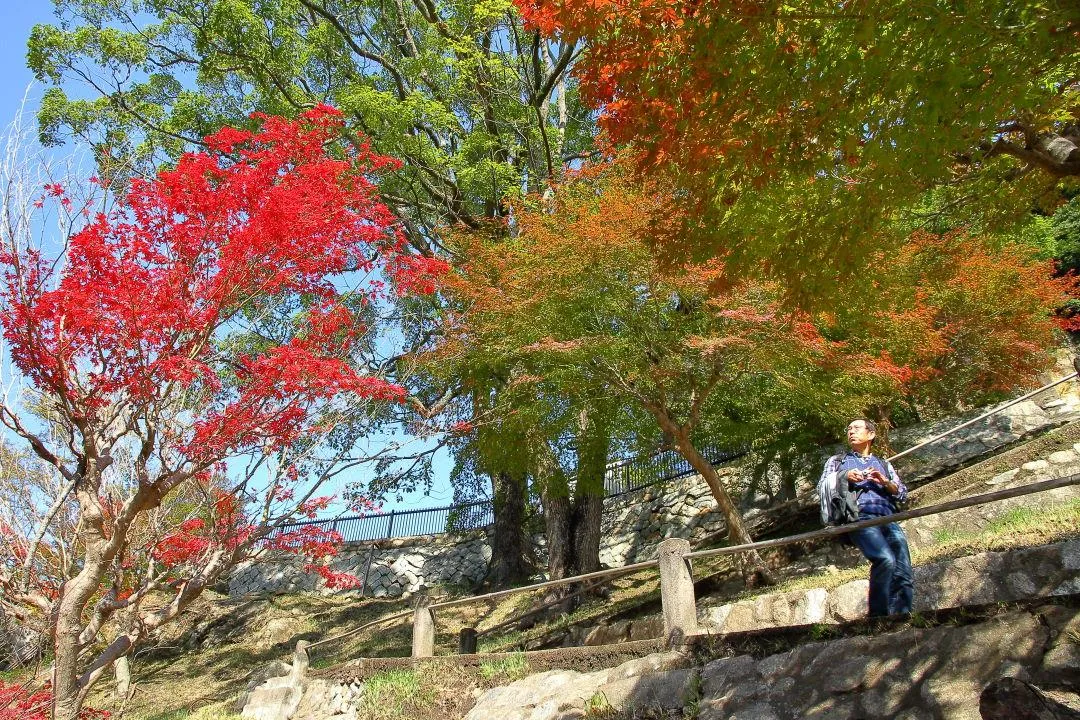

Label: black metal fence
[272,500,493,543]
[274,445,746,543]
[603,445,746,496]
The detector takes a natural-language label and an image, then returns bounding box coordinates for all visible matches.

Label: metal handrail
[887,372,1078,462]
[273,446,746,543]
[686,472,1080,561]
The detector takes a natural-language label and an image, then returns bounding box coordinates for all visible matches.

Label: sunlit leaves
[517,0,1079,277]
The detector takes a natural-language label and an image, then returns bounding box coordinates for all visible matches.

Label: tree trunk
[486,470,532,587]
[571,406,608,578]
[672,430,774,588]
[536,434,576,610]
[543,491,573,584]
[980,678,1080,719]
[570,493,603,576]
[53,479,114,720]
[779,450,798,502]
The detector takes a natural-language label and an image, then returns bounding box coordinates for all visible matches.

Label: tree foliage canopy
[439,160,1069,453]
[29,0,594,249]
[515,0,1080,284]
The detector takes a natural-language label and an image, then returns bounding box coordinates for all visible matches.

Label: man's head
[846,418,876,450]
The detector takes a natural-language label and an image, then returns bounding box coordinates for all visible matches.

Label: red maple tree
[0,106,443,719]
[0,681,108,720]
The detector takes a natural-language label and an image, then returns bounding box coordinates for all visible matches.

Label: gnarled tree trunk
[570,407,609,579]
[486,470,532,587]
[539,408,609,611]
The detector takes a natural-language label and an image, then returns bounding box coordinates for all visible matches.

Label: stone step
[699,540,1080,635]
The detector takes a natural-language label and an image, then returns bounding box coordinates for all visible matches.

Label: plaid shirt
[820,451,908,518]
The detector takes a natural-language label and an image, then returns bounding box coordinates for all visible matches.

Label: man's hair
[849,418,877,444]
[855,418,876,433]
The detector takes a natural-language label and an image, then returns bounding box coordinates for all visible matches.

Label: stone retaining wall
[229,533,491,597]
[242,537,1080,720]
[700,539,1080,634]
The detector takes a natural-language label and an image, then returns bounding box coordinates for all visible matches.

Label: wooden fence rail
[408,472,1080,657]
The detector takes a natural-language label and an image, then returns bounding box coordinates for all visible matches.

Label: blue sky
[0,5,60,135]
[0,4,461,516]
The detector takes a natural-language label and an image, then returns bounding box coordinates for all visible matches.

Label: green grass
[361,668,439,720]
[931,527,966,544]
[478,652,529,682]
[0,667,31,683]
[923,498,1080,560]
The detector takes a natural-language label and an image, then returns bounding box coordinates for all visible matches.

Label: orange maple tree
[437,158,1067,582]
[514,0,1079,282]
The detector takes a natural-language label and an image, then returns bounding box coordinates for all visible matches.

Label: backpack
[818,456,860,527]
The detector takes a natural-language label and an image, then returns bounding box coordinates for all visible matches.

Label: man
[820,418,913,617]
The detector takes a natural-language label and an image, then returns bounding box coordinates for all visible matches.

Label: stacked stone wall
[229,532,491,598]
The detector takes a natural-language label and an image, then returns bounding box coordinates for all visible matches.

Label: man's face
[847,420,876,447]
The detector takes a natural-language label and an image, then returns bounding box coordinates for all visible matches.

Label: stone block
[698,604,732,632]
[583,620,631,646]
[1062,539,1080,570]
[700,654,759,697]
[628,617,664,641]
[986,469,1020,486]
[718,602,756,633]
[598,668,696,712]
[1049,450,1078,464]
[827,580,869,622]
[241,682,304,720]
[821,656,874,693]
[795,588,829,625]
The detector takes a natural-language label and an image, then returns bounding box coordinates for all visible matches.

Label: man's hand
[866,468,898,494]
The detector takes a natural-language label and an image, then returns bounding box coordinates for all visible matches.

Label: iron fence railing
[273,445,746,543]
[271,500,494,543]
[603,445,746,496]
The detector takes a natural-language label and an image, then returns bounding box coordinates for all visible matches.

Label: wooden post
[411,602,435,658]
[292,640,310,682]
[458,627,478,655]
[658,538,698,645]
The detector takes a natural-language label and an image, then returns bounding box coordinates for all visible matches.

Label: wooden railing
[406,472,1080,657]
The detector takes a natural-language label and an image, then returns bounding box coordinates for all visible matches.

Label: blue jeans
[849,519,913,617]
